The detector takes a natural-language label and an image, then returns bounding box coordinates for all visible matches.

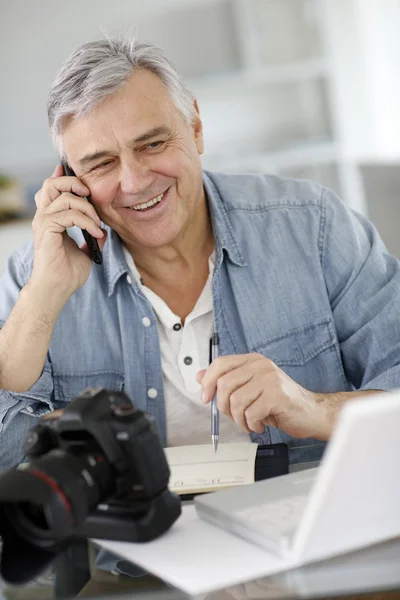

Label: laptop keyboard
[234,494,309,534]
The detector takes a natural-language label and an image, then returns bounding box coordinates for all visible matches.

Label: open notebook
[164,442,258,495]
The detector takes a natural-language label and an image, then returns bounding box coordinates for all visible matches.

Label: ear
[192,98,204,155]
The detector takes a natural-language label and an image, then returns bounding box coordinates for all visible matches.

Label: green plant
[0,174,15,189]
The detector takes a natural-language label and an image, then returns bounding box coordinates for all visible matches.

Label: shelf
[137,0,241,79]
[232,0,324,69]
[188,58,329,93]
[202,140,339,173]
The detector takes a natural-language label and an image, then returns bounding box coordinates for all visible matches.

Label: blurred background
[1,0,400,273]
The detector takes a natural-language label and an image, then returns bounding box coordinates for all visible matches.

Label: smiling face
[61,69,206,252]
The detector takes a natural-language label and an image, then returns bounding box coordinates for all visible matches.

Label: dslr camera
[0,388,181,584]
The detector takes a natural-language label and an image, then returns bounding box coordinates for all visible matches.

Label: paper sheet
[94,505,291,596]
[165,443,258,495]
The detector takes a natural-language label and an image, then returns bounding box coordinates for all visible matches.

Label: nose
[119,158,154,196]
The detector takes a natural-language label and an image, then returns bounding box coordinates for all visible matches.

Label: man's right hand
[30,164,107,298]
[0,165,108,392]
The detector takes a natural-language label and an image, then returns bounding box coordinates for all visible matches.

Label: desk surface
[1,527,400,600]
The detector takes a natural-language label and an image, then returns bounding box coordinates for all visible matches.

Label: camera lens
[0,447,114,549]
[17,502,49,530]
[3,502,54,547]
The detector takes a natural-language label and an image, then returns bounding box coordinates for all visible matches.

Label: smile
[129,192,164,211]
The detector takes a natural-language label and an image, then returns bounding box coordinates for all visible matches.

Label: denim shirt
[2,171,400,469]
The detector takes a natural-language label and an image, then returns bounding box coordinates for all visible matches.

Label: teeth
[131,193,164,211]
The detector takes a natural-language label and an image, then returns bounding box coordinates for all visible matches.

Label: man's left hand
[197,353,332,440]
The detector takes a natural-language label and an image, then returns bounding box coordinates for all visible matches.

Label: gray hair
[47,34,196,157]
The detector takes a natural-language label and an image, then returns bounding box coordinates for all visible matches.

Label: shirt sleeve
[0,243,54,445]
[321,187,400,391]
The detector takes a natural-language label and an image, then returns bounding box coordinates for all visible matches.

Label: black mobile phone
[61,162,103,265]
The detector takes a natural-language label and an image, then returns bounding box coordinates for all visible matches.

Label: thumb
[196,369,206,384]
[97,228,108,251]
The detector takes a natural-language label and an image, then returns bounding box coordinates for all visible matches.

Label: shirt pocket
[250,317,346,394]
[251,317,335,367]
[53,370,125,405]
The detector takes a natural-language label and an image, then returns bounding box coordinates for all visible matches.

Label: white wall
[324,0,400,161]
[357,0,400,159]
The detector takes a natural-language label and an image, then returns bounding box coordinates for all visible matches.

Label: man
[1,34,400,470]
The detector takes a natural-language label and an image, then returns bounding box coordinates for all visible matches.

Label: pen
[209,333,220,453]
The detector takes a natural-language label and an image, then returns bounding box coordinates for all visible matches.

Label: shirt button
[173,323,182,331]
[184,356,193,366]
[142,317,151,327]
[26,406,34,414]
[126,274,132,285]
[147,388,158,399]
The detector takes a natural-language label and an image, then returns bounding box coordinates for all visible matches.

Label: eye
[91,160,113,171]
[146,141,165,150]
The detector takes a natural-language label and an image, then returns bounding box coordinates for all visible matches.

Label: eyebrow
[78,126,172,168]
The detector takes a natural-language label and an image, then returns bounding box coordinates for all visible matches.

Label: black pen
[209,333,220,453]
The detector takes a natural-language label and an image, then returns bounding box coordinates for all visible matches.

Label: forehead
[62,70,181,158]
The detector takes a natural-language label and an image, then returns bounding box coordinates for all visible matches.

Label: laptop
[195,391,400,565]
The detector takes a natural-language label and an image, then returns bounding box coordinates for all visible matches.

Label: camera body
[0,388,181,584]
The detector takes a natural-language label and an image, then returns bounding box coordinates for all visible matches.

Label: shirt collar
[103,170,247,297]
[122,245,142,286]
[102,226,130,297]
[202,170,247,269]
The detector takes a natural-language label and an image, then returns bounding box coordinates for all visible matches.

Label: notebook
[195,392,400,565]
[164,442,258,495]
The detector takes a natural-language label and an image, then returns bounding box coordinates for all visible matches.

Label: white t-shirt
[123,248,250,447]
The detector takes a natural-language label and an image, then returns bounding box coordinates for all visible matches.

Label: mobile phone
[61,162,103,265]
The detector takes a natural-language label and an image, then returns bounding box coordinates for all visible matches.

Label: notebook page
[165,442,258,494]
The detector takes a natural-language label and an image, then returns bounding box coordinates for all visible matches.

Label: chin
[125,229,180,249]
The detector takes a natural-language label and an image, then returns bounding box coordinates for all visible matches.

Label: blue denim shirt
[2,171,400,469]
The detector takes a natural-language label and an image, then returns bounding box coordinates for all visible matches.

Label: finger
[196,369,206,384]
[243,389,280,434]
[51,164,64,178]
[214,364,255,417]
[45,193,101,226]
[35,175,90,210]
[45,176,91,202]
[261,415,279,430]
[227,377,265,432]
[201,354,255,403]
[44,210,104,238]
[79,228,108,256]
